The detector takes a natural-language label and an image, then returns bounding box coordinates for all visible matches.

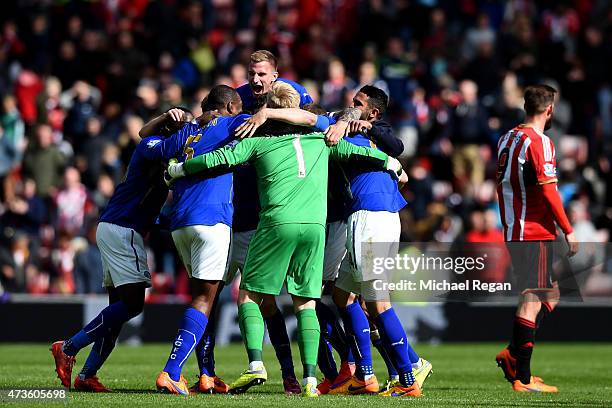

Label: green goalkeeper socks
[296,308,320,378]
[238,302,265,363]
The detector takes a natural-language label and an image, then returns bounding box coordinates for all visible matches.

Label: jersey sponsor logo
[147,139,161,148]
[543,163,556,178]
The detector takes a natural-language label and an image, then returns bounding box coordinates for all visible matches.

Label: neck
[523,115,546,133]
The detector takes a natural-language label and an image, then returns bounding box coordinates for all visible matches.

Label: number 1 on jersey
[292,137,306,178]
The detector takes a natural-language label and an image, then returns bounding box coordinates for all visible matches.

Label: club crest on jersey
[543,163,556,177]
[147,139,162,148]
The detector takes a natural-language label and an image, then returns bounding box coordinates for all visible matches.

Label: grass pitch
[1,343,611,407]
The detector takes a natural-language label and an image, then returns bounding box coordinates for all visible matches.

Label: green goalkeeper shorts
[241,223,324,299]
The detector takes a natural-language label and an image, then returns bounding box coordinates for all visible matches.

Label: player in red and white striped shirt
[495,85,578,393]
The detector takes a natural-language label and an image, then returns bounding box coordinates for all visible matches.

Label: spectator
[54,167,89,236]
[448,80,490,196]
[73,223,104,294]
[22,124,66,198]
[320,58,355,112]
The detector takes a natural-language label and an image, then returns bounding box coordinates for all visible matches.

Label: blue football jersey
[343,133,407,215]
[100,135,183,236]
[169,114,250,231]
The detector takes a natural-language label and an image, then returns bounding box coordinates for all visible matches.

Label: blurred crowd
[0,0,611,297]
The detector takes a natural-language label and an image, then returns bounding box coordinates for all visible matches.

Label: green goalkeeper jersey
[182,132,389,229]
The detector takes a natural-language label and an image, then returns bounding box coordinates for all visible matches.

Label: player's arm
[325,107,361,146]
[234,108,329,138]
[167,138,259,180]
[527,140,578,256]
[139,108,190,138]
[139,128,188,162]
[330,139,407,183]
[349,120,404,157]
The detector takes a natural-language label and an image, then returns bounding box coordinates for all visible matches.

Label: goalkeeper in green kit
[165,82,406,397]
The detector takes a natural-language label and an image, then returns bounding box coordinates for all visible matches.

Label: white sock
[364,374,374,380]
[249,361,264,371]
[302,376,317,387]
[412,359,423,370]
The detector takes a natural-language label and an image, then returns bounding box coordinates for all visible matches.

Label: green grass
[1,343,611,407]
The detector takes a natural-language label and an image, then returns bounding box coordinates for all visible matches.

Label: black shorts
[506,240,554,292]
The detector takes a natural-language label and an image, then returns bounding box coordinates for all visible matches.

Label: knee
[365,301,390,319]
[332,287,353,309]
[259,296,279,317]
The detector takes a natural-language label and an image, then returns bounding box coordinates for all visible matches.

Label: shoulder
[139,136,164,150]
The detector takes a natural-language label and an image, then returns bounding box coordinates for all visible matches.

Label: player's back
[496,125,558,241]
[170,115,248,230]
[249,132,330,228]
[100,137,168,236]
[342,133,406,215]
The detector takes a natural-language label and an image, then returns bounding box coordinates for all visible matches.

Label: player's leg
[368,316,399,391]
[230,225,295,394]
[364,298,421,397]
[500,241,558,392]
[292,296,320,397]
[51,222,149,388]
[260,296,300,394]
[284,224,325,397]
[192,290,230,394]
[317,220,354,392]
[74,286,123,392]
[158,224,229,394]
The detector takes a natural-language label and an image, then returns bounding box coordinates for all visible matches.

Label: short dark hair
[523,85,556,116]
[359,85,389,116]
[201,85,239,112]
[302,103,327,115]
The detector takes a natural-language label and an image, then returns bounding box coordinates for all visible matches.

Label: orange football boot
[496,347,544,383]
[378,382,422,397]
[156,371,189,395]
[512,376,558,393]
[328,375,379,395]
[189,374,230,394]
[74,376,112,392]
[50,341,76,388]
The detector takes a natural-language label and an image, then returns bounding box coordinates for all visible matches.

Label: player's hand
[235,108,268,139]
[166,158,186,181]
[347,120,372,134]
[165,108,188,123]
[325,121,349,146]
[386,156,407,184]
[565,232,579,257]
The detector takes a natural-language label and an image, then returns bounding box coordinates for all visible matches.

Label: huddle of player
[49,49,433,398]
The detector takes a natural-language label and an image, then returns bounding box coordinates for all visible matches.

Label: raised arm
[324,107,361,146]
[139,108,190,138]
[235,107,329,138]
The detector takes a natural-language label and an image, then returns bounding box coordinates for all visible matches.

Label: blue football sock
[195,328,216,377]
[376,308,415,386]
[264,311,295,378]
[372,330,398,377]
[80,322,122,379]
[164,307,208,381]
[316,301,350,362]
[339,302,373,379]
[63,301,132,356]
[317,337,339,380]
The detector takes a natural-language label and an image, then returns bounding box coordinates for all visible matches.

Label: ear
[369,107,380,120]
[272,71,279,82]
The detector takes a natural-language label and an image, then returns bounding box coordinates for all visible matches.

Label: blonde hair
[266,81,300,109]
[250,50,278,68]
